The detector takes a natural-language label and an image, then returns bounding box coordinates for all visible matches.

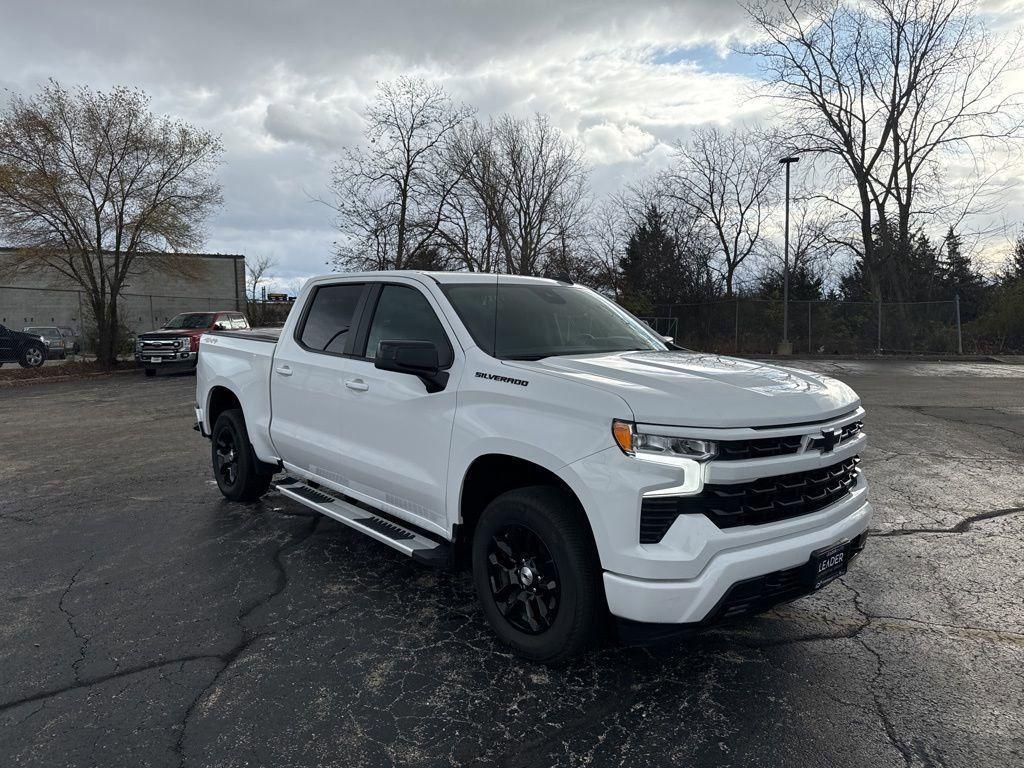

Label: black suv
[0,325,48,368]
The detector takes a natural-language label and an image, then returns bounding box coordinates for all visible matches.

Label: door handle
[344,378,369,392]
[274,364,293,376]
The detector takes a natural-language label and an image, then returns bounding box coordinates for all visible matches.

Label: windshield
[443,282,666,360]
[25,327,60,338]
[163,313,216,329]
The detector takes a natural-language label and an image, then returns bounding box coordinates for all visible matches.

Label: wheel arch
[206,385,243,431]
[454,452,600,569]
[205,384,278,475]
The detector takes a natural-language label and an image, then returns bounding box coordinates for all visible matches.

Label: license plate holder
[150,357,162,363]
[804,539,849,590]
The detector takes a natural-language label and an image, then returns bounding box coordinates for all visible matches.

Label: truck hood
[511,351,859,428]
[139,329,202,338]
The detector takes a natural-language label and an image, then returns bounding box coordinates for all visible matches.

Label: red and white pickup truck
[135,311,249,377]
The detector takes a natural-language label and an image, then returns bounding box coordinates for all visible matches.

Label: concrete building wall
[0,250,245,337]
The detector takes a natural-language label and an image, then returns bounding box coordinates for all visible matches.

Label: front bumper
[602,497,872,624]
[135,351,197,367]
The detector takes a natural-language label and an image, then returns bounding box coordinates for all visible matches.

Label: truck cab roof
[303,271,567,286]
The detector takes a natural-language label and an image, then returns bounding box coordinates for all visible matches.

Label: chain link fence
[2,284,986,357]
[640,297,966,356]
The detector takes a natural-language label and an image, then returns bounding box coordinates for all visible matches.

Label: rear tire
[18,343,46,368]
[144,368,156,378]
[211,409,272,502]
[471,486,600,663]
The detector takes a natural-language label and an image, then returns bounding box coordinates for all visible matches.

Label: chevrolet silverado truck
[136,310,249,377]
[194,272,870,662]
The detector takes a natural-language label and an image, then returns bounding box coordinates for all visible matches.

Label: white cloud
[2,0,1022,280]
[583,122,657,164]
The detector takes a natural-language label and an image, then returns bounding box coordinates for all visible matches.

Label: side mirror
[375,340,449,392]
[661,335,674,344]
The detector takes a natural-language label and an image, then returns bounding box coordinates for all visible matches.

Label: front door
[331,281,463,533]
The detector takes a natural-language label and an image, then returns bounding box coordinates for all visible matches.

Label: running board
[274,477,451,566]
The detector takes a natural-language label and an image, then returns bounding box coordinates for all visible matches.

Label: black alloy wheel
[471,486,601,663]
[214,426,239,489]
[486,524,561,634]
[210,409,272,502]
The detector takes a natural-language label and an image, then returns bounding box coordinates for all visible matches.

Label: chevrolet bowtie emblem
[820,428,839,453]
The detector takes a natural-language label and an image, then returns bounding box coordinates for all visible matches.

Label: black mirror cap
[375,339,440,373]
[374,340,450,393]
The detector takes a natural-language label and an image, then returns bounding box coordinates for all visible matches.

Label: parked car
[136,310,249,377]
[195,272,871,662]
[0,324,48,368]
[57,326,81,355]
[23,326,72,359]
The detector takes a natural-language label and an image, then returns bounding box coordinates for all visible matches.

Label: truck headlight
[612,420,717,461]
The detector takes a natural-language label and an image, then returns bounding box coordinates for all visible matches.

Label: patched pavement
[1,362,1021,767]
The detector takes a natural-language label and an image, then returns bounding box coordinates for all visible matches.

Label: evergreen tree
[908,232,941,301]
[1001,234,1024,284]
[938,227,984,319]
[758,262,824,301]
[618,206,681,313]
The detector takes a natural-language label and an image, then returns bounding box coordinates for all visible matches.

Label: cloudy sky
[3,0,1024,288]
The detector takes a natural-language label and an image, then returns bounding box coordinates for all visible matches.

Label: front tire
[19,343,46,368]
[471,486,601,663]
[211,409,272,502]
[144,368,156,378]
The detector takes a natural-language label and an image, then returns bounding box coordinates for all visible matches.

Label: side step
[274,477,451,567]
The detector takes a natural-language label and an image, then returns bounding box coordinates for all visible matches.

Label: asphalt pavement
[0,361,1021,767]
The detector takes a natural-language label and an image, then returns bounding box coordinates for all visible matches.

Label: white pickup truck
[195,271,870,662]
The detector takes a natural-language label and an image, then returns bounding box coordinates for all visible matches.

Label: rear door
[269,280,370,485]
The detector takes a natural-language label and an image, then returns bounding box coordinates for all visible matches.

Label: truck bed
[207,327,282,343]
[197,327,280,461]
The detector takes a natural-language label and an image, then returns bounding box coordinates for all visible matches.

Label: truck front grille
[716,435,803,461]
[139,337,191,358]
[639,456,860,543]
[716,420,863,461]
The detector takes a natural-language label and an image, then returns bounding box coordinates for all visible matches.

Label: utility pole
[778,155,799,354]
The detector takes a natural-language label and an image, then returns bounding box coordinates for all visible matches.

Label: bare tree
[245,253,277,301]
[448,114,590,276]
[584,198,629,298]
[754,199,844,293]
[244,253,278,326]
[328,77,473,271]
[0,81,223,366]
[668,126,778,296]
[745,0,1023,299]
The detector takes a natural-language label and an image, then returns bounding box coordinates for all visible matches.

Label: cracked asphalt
[1,360,1022,768]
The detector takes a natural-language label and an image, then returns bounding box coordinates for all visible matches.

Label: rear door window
[298,283,365,354]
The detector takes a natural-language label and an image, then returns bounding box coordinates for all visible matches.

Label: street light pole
[778,155,799,354]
